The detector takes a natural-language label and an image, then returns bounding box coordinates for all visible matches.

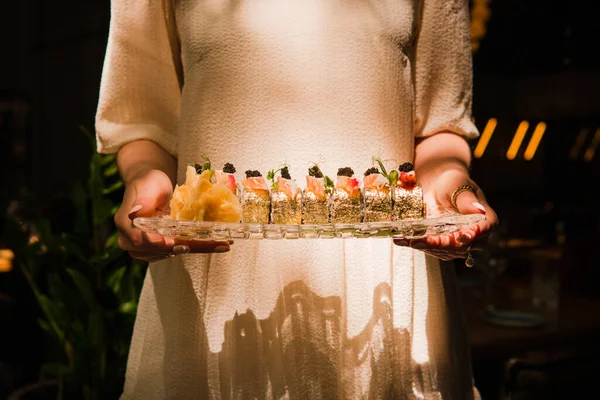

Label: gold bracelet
[450,184,477,209]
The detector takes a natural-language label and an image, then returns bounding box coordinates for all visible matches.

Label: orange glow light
[506,121,529,160]
[473,118,497,158]
[570,128,590,160]
[523,122,547,160]
[583,128,600,163]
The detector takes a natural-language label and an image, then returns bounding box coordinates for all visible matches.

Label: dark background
[1,0,600,399]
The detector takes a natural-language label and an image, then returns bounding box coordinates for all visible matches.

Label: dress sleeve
[413,0,479,139]
[95,0,182,156]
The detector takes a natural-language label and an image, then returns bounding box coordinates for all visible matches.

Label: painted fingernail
[411,243,427,249]
[214,246,230,253]
[395,240,409,246]
[472,202,486,213]
[129,204,142,215]
[458,234,472,242]
[173,245,190,255]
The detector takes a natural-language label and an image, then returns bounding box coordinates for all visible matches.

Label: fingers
[121,235,232,258]
[127,170,174,220]
[452,184,499,233]
[394,239,473,261]
[128,251,174,263]
[454,187,486,215]
[173,239,233,254]
[118,228,175,253]
[393,227,488,261]
[118,224,233,261]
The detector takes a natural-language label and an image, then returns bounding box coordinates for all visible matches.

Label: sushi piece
[214,162,238,196]
[241,169,271,224]
[330,167,362,224]
[362,166,392,222]
[268,165,302,225]
[302,164,334,224]
[392,162,425,220]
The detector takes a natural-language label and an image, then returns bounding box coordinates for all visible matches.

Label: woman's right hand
[114,168,232,262]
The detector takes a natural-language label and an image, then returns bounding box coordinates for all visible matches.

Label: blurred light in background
[506,121,530,160]
[569,128,589,160]
[0,248,14,272]
[523,122,547,160]
[474,118,497,158]
[583,128,600,163]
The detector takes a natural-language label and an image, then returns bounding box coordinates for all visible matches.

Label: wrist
[414,133,472,187]
[117,140,177,186]
[122,163,156,186]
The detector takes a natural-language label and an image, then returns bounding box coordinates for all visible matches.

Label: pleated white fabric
[95,0,481,398]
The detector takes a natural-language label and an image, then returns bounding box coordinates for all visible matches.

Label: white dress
[95,0,480,399]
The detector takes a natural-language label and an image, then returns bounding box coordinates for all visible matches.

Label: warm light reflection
[0,249,15,273]
[28,234,40,245]
[583,128,600,163]
[411,257,430,365]
[506,121,529,160]
[474,118,497,158]
[523,122,547,160]
[570,128,589,160]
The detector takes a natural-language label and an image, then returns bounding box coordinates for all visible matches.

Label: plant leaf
[37,295,67,341]
[104,231,119,250]
[373,156,388,178]
[66,268,97,308]
[42,363,71,377]
[107,266,126,295]
[388,170,399,186]
[103,163,118,177]
[100,154,116,167]
[93,198,114,226]
[38,318,55,337]
[119,301,137,315]
[102,180,124,195]
[324,176,334,195]
[57,233,87,260]
[79,125,96,150]
[87,307,104,347]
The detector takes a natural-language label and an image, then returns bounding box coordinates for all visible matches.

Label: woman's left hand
[393,171,499,262]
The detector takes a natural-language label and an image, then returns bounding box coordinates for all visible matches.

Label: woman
[96,0,498,398]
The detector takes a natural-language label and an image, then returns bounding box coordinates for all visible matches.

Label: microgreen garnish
[194,154,212,174]
[324,176,335,195]
[267,162,290,190]
[308,162,334,195]
[372,155,398,186]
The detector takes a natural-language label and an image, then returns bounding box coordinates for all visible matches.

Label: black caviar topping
[337,167,354,177]
[280,166,291,180]
[398,162,414,173]
[308,165,324,178]
[223,163,236,174]
[364,167,380,176]
[245,170,262,178]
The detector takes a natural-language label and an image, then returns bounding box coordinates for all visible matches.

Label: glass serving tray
[133,210,484,241]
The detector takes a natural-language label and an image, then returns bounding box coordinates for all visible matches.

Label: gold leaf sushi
[268,165,302,225]
[330,167,362,224]
[241,169,271,224]
[362,167,392,222]
[301,164,333,225]
[392,162,424,220]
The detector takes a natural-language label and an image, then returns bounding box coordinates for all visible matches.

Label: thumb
[455,189,487,215]
[128,175,173,220]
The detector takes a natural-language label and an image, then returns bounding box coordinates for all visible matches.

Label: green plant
[3,127,146,400]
